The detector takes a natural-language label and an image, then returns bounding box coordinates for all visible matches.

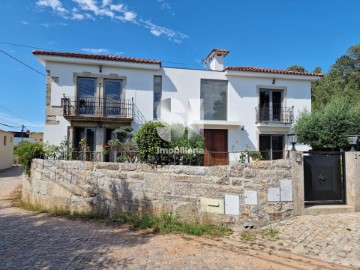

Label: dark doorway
[259,134,284,160]
[203,129,228,166]
[304,152,345,204]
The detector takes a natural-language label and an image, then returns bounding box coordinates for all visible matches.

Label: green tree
[285,65,307,72]
[312,44,360,110]
[294,97,360,150]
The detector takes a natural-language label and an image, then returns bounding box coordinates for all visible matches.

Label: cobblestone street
[0,167,359,269]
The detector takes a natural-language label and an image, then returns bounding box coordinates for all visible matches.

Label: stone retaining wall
[23,159,294,227]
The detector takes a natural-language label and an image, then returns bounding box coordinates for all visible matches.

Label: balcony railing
[62,97,133,121]
[255,106,294,124]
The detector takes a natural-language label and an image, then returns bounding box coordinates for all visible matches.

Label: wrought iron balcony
[62,97,133,123]
[255,106,294,125]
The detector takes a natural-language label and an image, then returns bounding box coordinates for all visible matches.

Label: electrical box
[244,190,258,205]
[224,194,240,215]
[268,188,280,202]
[280,180,293,201]
[200,198,224,214]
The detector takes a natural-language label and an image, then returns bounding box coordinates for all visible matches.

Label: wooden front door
[203,129,228,166]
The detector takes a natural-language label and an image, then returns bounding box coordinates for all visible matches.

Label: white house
[0,130,14,170]
[33,49,321,165]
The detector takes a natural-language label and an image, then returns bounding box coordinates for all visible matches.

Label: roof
[225,66,323,77]
[32,50,161,65]
[206,48,230,59]
[0,130,14,135]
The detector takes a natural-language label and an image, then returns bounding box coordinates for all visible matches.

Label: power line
[0,122,20,128]
[0,41,42,50]
[0,103,38,125]
[0,49,46,77]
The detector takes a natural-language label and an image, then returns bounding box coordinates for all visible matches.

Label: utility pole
[21,125,25,143]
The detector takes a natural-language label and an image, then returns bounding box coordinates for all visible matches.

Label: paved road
[0,166,23,200]
[0,166,358,269]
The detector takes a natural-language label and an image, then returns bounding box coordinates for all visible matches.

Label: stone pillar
[291,151,304,216]
[345,152,360,211]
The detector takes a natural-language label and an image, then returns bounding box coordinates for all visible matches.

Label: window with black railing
[63,97,133,119]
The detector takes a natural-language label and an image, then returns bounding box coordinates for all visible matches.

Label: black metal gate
[303,152,345,204]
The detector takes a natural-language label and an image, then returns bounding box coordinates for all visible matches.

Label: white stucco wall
[42,59,315,158]
[0,131,14,170]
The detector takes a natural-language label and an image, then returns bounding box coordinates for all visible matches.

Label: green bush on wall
[14,142,46,176]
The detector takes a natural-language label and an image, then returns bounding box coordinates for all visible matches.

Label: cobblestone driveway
[0,167,358,269]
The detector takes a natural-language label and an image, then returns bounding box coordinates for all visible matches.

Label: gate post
[345,152,360,211]
[291,151,304,215]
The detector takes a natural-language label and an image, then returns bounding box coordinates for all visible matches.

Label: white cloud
[21,21,29,25]
[102,0,112,7]
[142,20,188,43]
[81,48,110,54]
[41,23,50,27]
[110,4,124,12]
[36,0,68,14]
[37,0,188,43]
[157,0,171,10]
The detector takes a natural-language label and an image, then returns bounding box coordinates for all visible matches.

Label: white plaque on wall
[225,194,240,215]
[268,188,280,202]
[244,190,258,205]
[280,180,293,201]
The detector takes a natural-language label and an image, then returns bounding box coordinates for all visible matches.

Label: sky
[0,0,359,133]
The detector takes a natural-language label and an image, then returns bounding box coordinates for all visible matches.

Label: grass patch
[110,212,231,237]
[240,227,280,242]
[13,188,229,237]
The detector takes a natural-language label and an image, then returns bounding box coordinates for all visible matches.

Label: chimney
[204,49,229,71]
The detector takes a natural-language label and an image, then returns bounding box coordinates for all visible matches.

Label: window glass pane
[153,75,162,119]
[200,79,227,120]
[272,135,284,160]
[105,80,122,100]
[78,78,96,99]
[259,135,271,160]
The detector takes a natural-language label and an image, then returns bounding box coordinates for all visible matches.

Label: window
[104,79,122,116]
[200,79,228,120]
[259,89,283,122]
[153,75,162,119]
[4,136,6,146]
[77,78,97,115]
[259,135,284,160]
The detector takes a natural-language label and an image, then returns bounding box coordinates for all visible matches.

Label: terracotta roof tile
[225,66,323,77]
[206,48,230,59]
[32,50,161,65]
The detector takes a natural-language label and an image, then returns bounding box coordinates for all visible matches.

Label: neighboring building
[10,131,36,146]
[0,130,14,170]
[29,132,44,144]
[33,49,322,165]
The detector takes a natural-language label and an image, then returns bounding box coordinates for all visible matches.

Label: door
[259,90,283,122]
[104,79,122,116]
[259,134,284,160]
[304,152,345,204]
[203,129,228,166]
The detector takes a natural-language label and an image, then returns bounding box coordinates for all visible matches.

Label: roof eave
[35,54,161,70]
[225,70,322,81]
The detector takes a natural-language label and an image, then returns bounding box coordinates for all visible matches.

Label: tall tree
[312,44,360,110]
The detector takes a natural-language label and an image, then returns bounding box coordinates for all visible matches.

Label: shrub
[134,121,171,163]
[14,142,45,175]
[294,97,360,150]
[134,121,204,165]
